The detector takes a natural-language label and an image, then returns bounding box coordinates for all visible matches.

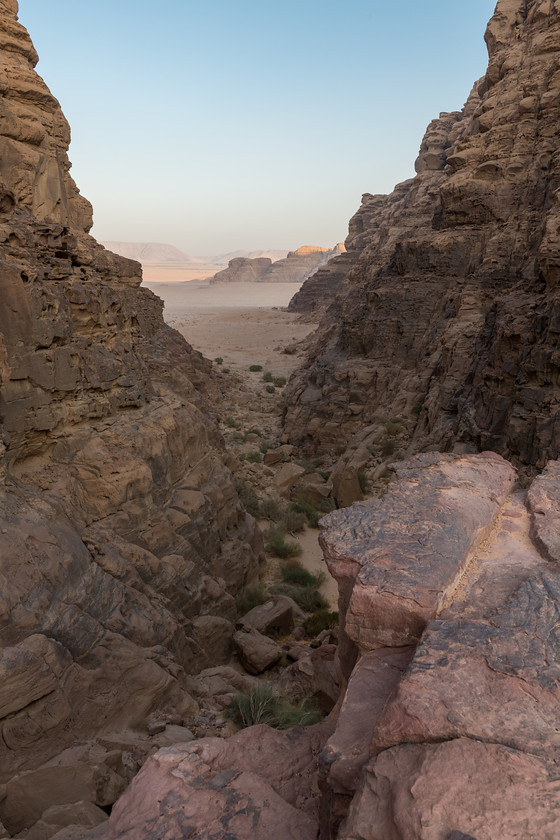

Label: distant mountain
[101,242,197,264]
[101,242,290,267]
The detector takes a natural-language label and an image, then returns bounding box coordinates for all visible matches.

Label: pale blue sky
[19,1,497,256]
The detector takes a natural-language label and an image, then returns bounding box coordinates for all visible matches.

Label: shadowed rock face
[0,3,263,828]
[284,0,560,474]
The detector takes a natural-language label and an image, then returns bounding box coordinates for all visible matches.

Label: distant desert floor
[143,280,314,375]
[143,276,337,607]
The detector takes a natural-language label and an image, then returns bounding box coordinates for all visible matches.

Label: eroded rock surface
[209,244,345,285]
[284,0,560,475]
[0,2,263,830]
[318,451,560,838]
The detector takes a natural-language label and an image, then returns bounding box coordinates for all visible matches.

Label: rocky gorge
[2,0,560,838]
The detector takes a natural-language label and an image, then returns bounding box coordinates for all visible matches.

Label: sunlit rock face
[284,0,560,474]
[0,2,263,829]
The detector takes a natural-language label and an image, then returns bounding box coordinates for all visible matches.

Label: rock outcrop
[284,0,560,475]
[209,244,345,284]
[0,3,263,832]
[90,452,560,838]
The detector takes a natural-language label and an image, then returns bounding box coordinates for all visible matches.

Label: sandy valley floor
[143,276,337,608]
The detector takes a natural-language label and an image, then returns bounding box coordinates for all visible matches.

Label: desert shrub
[227,683,322,729]
[381,438,396,456]
[271,582,329,613]
[316,470,331,481]
[281,560,325,588]
[265,526,302,559]
[259,441,269,454]
[265,385,275,394]
[249,364,263,372]
[244,428,264,439]
[237,585,269,615]
[214,357,223,365]
[303,610,339,637]
[260,498,283,522]
[357,472,369,494]
[222,367,230,373]
[295,459,318,475]
[234,478,260,518]
[289,500,320,528]
[411,404,422,416]
[262,371,273,382]
[317,498,335,514]
[385,421,401,436]
[282,508,307,534]
[272,376,286,387]
[245,451,262,464]
[224,416,238,428]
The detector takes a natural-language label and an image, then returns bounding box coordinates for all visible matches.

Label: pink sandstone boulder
[93,722,334,839]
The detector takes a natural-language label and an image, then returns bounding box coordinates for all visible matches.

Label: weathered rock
[0,1,264,824]
[15,802,107,840]
[238,595,303,638]
[340,740,560,840]
[320,452,515,656]
[284,0,560,475]
[274,462,306,496]
[233,626,283,674]
[92,724,334,840]
[526,458,560,561]
[263,444,295,466]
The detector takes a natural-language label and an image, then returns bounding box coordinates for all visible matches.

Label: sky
[19,0,498,257]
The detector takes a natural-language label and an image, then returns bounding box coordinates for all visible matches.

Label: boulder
[232,626,282,675]
[238,595,302,638]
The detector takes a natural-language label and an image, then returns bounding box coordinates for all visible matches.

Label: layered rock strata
[284,0,560,474]
[209,244,345,284]
[0,3,263,832]
[91,452,560,839]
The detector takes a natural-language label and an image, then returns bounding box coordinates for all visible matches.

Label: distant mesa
[209,243,346,284]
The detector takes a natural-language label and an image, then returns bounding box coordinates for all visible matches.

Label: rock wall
[283,0,560,474]
[0,3,263,831]
[210,244,345,284]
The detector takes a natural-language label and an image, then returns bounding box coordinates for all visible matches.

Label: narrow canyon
[1,1,560,839]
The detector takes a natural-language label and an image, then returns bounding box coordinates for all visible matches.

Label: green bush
[262,371,273,382]
[381,438,396,456]
[227,683,322,729]
[357,471,369,494]
[281,560,325,588]
[272,376,286,387]
[271,582,329,613]
[249,364,263,372]
[411,404,422,416]
[260,498,283,522]
[214,357,223,365]
[237,585,269,615]
[245,451,262,464]
[289,500,320,528]
[282,508,307,534]
[244,428,264,439]
[265,526,302,559]
[234,478,260,518]
[317,470,331,481]
[224,416,238,428]
[222,368,230,374]
[265,385,276,394]
[303,610,339,637]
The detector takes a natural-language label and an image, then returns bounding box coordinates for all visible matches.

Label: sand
[143,280,314,376]
[144,276,337,610]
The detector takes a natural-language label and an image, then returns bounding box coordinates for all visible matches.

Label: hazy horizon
[19,0,497,255]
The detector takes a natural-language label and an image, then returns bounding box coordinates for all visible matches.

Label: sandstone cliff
[0,3,263,832]
[209,244,345,284]
[284,0,560,478]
